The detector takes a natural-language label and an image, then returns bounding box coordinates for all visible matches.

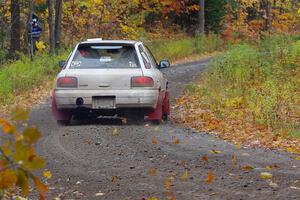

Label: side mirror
[159,60,170,69]
[59,60,66,69]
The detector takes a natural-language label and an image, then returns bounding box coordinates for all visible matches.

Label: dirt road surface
[27,59,300,199]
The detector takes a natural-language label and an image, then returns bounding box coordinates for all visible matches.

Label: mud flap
[147,91,164,121]
[51,91,72,121]
[163,90,170,116]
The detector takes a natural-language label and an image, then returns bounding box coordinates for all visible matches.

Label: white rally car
[51,39,170,124]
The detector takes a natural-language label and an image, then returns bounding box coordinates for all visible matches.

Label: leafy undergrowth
[148,34,224,63]
[174,35,300,154]
[0,51,69,105]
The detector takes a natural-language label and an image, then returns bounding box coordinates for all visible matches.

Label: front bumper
[54,89,159,110]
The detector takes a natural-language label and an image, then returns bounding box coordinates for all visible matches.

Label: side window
[144,46,158,69]
[139,45,151,69]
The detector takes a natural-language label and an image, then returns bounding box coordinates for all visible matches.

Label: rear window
[70,44,140,69]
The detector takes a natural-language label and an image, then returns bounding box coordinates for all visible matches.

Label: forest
[0,0,299,60]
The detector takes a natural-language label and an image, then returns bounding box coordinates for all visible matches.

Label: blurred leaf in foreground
[10,107,29,121]
[0,108,47,199]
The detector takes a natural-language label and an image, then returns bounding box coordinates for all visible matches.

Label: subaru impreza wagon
[51,39,170,124]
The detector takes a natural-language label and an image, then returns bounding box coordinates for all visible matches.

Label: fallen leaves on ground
[173,138,180,145]
[260,172,273,179]
[206,171,214,183]
[269,181,279,188]
[111,176,118,183]
[165,191,176,200]
[202,155,209,162]
[43,170,52,180]
[242,165,254,171]
[147,197,158,200]
[180,170,189,180]
[231,155,237,165]
[210,150,222,154]
[112,128,119,136]
[266,166,273,170]
[165,177,172,191]
[121,118,127,124]
[150,168,157,176]
[154,127,160,131]
[95,192,105,197]
[173,92,300,154]
[152,138,158,145]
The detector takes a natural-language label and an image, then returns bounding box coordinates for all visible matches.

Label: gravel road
[28,59,300,200]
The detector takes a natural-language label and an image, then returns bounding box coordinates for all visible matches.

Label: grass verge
[0,51,69,105]
[175,34,300,154]
[148,34,223,63]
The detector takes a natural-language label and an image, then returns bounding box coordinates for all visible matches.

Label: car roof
[80,39,139,45]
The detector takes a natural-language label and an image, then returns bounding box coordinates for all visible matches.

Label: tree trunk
[55,0,62,49]
[196,0,205,35]
[265,0,271,31]
[48,0,55,54]
[10,0,21,57]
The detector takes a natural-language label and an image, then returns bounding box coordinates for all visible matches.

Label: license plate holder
[92,96,116,109]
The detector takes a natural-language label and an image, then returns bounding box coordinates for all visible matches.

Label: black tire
[151,120,161,125]
[162,113,168,121]
[126,112,145,124]
[57,120,70,126]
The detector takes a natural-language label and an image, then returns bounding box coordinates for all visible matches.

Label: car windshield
[70,44,140,69]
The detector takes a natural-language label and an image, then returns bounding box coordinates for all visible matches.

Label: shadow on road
[68,116,147,126]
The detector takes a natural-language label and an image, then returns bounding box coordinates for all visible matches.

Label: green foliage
[148,34,223,62]
[0,108,48,199]
[205,0,227,33]
[194,35,300,136]
[0,51,69,104]
[0,49,8,65]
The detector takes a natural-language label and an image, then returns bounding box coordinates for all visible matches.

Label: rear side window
[139,45,151,69]
[70,44,140,69]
